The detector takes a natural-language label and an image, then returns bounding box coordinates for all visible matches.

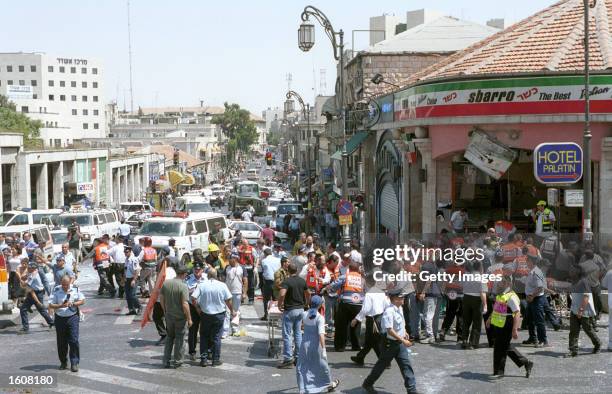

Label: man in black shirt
[277,263,310,369]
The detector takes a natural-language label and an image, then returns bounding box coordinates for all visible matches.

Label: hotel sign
[394,75,612,120]
[534,142,583,184]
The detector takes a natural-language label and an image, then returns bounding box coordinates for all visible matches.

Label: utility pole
[127,0,135,113]
[583,0,594,241]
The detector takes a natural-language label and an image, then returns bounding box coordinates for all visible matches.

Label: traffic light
[265,152,273,166]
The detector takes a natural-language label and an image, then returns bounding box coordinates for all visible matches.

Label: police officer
[485,275,533,379]
[19,261,55,333]
[362,288,419,394]
[49,275,85,372]
[124,245,141,315]
[185,262,208,360]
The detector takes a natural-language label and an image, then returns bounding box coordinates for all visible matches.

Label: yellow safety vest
[491,291,519,328]
[539,208,553,232]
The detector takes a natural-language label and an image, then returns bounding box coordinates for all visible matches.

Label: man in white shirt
[351,274,389,365]
[261,249,281,320]
[241,210,253,222]
[119,220,132,243]
[450,208,468,233]
[108,236,127,298]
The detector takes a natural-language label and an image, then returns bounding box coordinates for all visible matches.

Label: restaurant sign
[394,75,612,120]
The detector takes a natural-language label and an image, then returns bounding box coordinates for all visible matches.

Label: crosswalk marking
[72,368,170,392]
[132,350,258,374]
[51,383,109,394]
[239,305,259,319]
[136,350,162,358]
[114,308,136,325]
[99,359,225,385]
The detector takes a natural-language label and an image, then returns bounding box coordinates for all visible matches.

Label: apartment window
[31,80,37,86]
[7,80,13,85]
[33,94,37,99]
[92,68,98,75]
[81,67,86,74]
[30,65,36,72]
[60,80,65,87]
[60,94,65,101]
[59,66,65,73]
[83,123,88,130]
[92,82,98,88]
[54,139,61,147]
[93,123,99,129]
[19,80,25,86]
[82,95,87,102]
[6,65,12,72]
[70,67,76,73]
[18,65,24,72]
[48,94,54,101]
[93,96,98,102]
[72,109,77,115]
[82,81,87,88]
[93,109,99,116]
[82,109,88,115]
[71,81,76,88]
[71,95,77,101]
[21,106,28,113]
[48,66,54,72]
[48,80,54,87]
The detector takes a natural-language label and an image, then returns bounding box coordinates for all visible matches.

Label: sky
[2,0,558,115]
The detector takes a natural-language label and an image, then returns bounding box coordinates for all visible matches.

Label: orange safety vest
[306,266,328,293]
[143,247,157,262]
[513,255,530,277]
[239,245,254,266]
[501,242,521,263]
[343,271,363,293]
[95,243,110,262]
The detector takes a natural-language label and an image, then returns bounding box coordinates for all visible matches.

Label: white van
[176,196,213,213]
[119,202,155,219]
[246,168,258,181]
[135,211,229,265]
[0,208,62,228]
[0,224,55,259]
[56,209,121,250]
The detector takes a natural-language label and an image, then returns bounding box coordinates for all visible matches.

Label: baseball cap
[28,261,38,268]
[537,200,546,206]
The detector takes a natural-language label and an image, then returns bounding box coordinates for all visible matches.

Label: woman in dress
[296,295,340,393]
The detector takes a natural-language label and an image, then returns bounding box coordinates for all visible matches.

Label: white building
[0,52,106,147]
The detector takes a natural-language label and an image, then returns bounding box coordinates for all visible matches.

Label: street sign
[76,182,95,194]
[336,199,353,216]
[564,189,584,207]
[534,142,583,184]
[547,188,559,207]
[338,214,352,225]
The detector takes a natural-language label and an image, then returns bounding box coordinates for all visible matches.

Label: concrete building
[0,132,160,211]
[0,52,105,147]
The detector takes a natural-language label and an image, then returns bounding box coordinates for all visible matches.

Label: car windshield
[237,184,259,195]
[139,221,184,236]
[0,213,15,226]
[51,232,69,244]
[121,204,144,212]
[268,200,280,207]
[277,204,302,215]
[186,203,212,212]
[57,215,93,227]
[232,222,259,232]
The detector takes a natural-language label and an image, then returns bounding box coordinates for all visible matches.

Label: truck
[228,181,267,216]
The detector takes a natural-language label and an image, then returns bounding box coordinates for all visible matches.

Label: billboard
[6,85,34,100]
[464,130,517,180]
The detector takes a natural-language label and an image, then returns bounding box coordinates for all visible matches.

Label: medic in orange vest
[304,255,331,295]
[238,238,254,267]
[138,237,158,269]
[94,234,111,269]
[326,261,365,305]
[501,233,524,263]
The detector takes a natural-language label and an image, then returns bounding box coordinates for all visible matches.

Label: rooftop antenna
[319,69,327,96]
[127,0,134,113]
[286,73,292,91]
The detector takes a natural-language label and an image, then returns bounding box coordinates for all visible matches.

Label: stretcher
[266,301,282,358]
[546,278,572,318]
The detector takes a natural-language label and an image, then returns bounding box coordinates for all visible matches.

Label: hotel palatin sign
[393,75,612,120]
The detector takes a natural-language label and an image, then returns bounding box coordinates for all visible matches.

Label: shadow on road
[20,364,58,373]
[451,371,494,383]
[127,339,160,348]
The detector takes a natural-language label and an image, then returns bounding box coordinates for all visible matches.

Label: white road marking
[136,350,162,358]
[99,359,225,385]
[244,330,269,340]
[213,362,259,374]
[239,305,259,319]
[73,369,170,392]
[51,383,109,394]
[114,308,135,325]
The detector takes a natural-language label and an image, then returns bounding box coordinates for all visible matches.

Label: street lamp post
[285,90,313,206]
[583,0,595,241]
[298,5,350,247]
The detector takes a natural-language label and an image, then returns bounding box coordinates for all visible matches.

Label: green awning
[330,131,369,160]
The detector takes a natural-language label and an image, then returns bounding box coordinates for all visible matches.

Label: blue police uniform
[363,302,418,393]
[185,272,208,357]
[124,254,141,313]
[19,269,54,332]
[51,284,85,367]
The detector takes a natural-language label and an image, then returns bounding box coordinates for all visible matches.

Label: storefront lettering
[443,92,457,103]
[56,57,88,65]
[579,86,609,99]
[517,87,538,100]
[537,150,580,174]
[467,89,515,103]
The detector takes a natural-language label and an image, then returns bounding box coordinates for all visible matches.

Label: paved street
[0,261,609,394]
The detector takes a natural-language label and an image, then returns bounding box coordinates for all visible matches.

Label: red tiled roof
[395,0,612,88]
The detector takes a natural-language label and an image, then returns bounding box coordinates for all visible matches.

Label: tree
[0,94,42,147]
[212,102,258,153]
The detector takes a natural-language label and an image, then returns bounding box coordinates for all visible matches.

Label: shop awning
[330,131,369,160]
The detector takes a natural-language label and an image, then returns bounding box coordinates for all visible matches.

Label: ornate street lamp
[298,21,315,52]
[283,99,295,118]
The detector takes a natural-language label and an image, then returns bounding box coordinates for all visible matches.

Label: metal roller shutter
[379,182,399,232]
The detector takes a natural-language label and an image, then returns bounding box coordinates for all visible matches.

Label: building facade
[0,52,106,147]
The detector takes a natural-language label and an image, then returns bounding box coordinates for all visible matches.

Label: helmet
[537,200,547,206]
[208,243,220,252]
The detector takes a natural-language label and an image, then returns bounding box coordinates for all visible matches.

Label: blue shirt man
[261,253,281,281]
[192,273,232,315]
[54,243,76,271]
[50,257,75,285]
[19,263,55,333]
[51,283,85,317]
